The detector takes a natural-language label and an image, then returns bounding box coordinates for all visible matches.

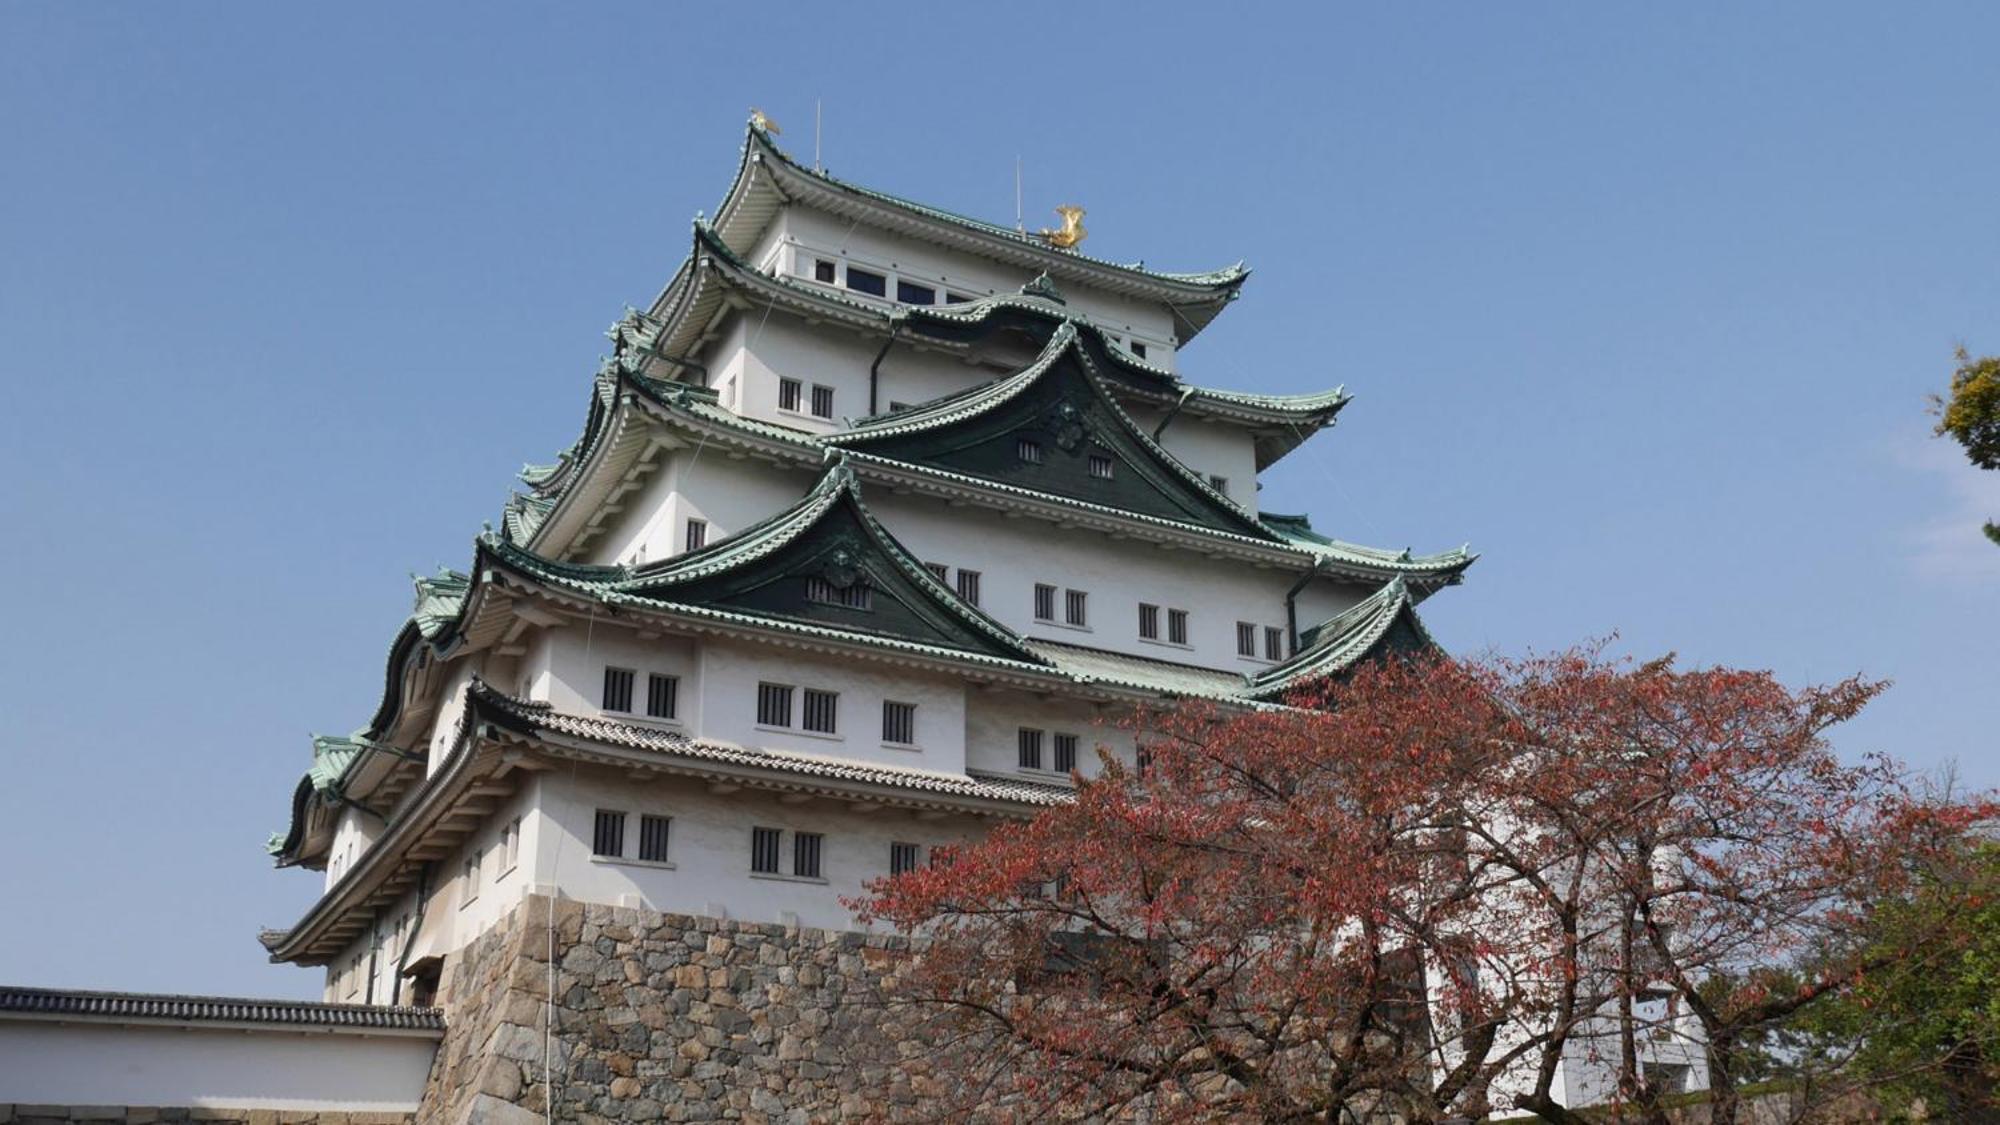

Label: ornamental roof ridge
[727,125,1251,304]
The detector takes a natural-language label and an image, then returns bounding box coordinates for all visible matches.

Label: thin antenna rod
[814,100,822,172]
[1015,156,1023,232]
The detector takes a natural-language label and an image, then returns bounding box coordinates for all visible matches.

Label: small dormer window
[845,266,887,297]
[896,280,936,305]
[684,518,707,552]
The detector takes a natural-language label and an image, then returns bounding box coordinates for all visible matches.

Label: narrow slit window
[1167,608,1189,645]
[1064,589,1088,627]
[896,280,936,305]
[647,674,679,720]
[810,384,835,419]
[684,518,707,552]
[751,826,782,874]
[955,569,982,606]
[1237,622,1258,656]
[1088,453,1115,480]
[802,688,839,734]
[592,810,626,858]
[778,377,803,412]
[602,667,635,713]
[757,682,794,728]
[793,832,823,878]
[1138,603,1160,640]
[1033,583,1056,622]
[882,700,917,746]
[845,266,886,297]
[638,815,671,863]
[1053,733,1079,773]
[1265,626,1285,661]
[1016,438,1044,464]
[1018,728,1044,771]
[890,841,920,875]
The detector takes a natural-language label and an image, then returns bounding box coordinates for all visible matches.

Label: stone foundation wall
[418,895,940,1124]
[0,1110,412,1125]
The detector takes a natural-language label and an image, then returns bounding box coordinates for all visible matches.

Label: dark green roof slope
[1243,577,1438,701]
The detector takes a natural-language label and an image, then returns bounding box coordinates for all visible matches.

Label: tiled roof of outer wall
[0,985,445,1033]
[475,684,1074,808]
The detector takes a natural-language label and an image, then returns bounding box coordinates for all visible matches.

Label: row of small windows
[810,256,975,308]
[778,377,837,419]
[461,816,523,906]
[1013,439,1118,483]
[1238,621,1286,661]
[922,562,982,606]
[1017,728,1081,774]
[1032,583,1088,627]
[596,807,931,883]
[804,575,873,610]
[603,667,680,720]
[593,809,675,864]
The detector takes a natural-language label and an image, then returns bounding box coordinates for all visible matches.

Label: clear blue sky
[2,4,1995,998]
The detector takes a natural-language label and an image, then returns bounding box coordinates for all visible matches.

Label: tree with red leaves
[853,649,1991,1123]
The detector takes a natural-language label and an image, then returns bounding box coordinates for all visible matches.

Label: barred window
[813,258,836,283]
[647,674,679,720]
[1053,733,1079,773]
[1064,589,1088,627]
[684,518,707,552]
[757,682,794,728]
[955,569,981,606]
[602,667,635,713]
[1136,746,1155,777]
[751,826,782,874]
[882,700,917,745]
[802,688,839,735]
[1237,621,1258,656]
[1088,453,1115,479]
[1208,474,1229,494]
[1017,438,1044,464]
[1138,603,1160,640]
[779,377,803,412]
[793,832,824,879]
[638,815,671,863]
[1033,583,1056,621]
[1265,626,1285,661]
[804,575,873,610]
[890,842,920,875]
[592,810,626,858]
[1167,608,1189,646]
[924,561,949,582]
[1018,728,1044,771]
[810,384,835,419]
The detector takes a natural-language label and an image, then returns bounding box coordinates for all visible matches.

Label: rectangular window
[890,841,920,875]
[813,258,836,283]
[804,576,873,609]
[1265,626,1285,661]
[602,667,635,713]
[1053,733,1079,773]
[1131,341,1149,359]
[793,832,824,878]
[947,291,974,305]
[1033,583,1057,622]
[1136,746,1155,777]
[896,280,936,305]
[845,266,887,297]
[684,518,707,551]
[1138,603,1160,640]
[887,400,911,413]
[1167,608,1189,646]
[1018,728,1044,771]
[757,682,794,728]
[1016,437,1044,464]
[810,384,835,419]
[924,561,949,582]
[463,849,482,894]
[647,673,679,720]
[802,688,839,734]
[592,810,625,858]
[778,377,803,412]
[1237,622,1258,656]
[1064,589,1088,627]
[751,826,782,874]
[882,700,917,745]
[638,815,671,863]
[504,818,521,870]
[955,569,981,606]
[1088,453,1115,479]
[1208,474,1229,494]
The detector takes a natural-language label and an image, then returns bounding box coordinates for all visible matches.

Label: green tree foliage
[1804,842,2000,1121]
[1932,348,2000,544]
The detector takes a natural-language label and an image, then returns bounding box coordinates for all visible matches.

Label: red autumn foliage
[851,648,1994,1124]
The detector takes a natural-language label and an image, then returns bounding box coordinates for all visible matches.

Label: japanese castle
[261,118,1475,1006]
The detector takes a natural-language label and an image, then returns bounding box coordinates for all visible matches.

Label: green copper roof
[1243,577,1437,701]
